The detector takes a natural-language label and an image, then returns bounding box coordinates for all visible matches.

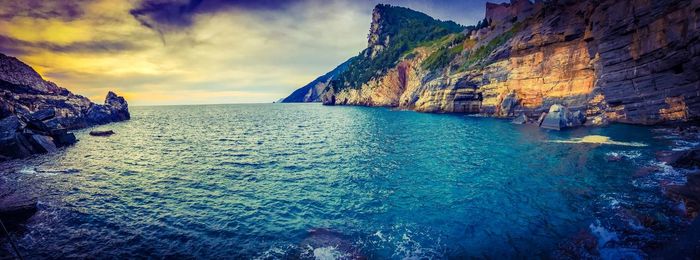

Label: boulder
[89,130,115,136]
[667,174,700,217]
[537,112,547,126]
[0,197,37,229]
[0,116,21,139]
[540,104,586,130]
[0,133,36,158]
[30,134,57,153]
[511,113,528,124]
[27,108,55,121]
[500,92,519,117]
[571,110,586,126]
[668,148,700,169]
[25,119,51,134]
[540,105,568,130]
[53,132,77,147]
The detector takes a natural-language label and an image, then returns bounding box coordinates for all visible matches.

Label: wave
[549,135,648,147]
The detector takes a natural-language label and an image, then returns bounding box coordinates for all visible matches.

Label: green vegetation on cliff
[421,34,468,71]
[329,4,464,91]
[460,22,524,70]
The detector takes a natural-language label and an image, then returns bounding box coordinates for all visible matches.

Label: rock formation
[286,0,700,127]
[0,53,130,161]
[282,60,350,102]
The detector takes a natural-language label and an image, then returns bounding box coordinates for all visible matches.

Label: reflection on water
[549,135,648,147]
[0,103,691,258]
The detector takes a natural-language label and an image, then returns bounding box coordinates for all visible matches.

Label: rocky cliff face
[0,53,130,160]
[282,59,350,102]
[291,0,700,127]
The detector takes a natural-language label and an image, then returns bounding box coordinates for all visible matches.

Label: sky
[0,0,501,106]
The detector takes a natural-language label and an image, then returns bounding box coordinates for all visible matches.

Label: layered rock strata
[288,0,700,127]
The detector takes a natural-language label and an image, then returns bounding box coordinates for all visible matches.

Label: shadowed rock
[0,53,129,161]
[511,113,528,124]
[30,135,57,153]
[89,130,115,137]
[0,196,37,230]
[667,174,700,218]
[300,228,365,259]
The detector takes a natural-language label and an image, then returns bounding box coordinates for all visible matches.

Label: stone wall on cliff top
[322,0,700,125]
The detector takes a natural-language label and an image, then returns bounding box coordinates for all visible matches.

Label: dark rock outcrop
[0,197,37,230]
[661,148,700,169]
[667,174,700,218]
[89,130,115,137]
[0,53,130,161]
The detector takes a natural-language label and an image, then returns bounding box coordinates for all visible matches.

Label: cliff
[282,59,350,102]
[288,0,700,127]
[283,4,464,103]
[0,53,130,160]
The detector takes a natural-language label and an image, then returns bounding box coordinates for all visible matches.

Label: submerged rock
[0,197,37,229]
[300,228,364,259]
[89,130,115,137]
[667,174,700,218]
[669,149,700,169]
[511,113,528,124]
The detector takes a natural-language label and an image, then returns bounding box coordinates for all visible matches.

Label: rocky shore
[285,0,700,128]
[0,53,130,234]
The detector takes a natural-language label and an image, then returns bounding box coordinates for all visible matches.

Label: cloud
[0,35,142,54]
[0,0,94,20]
[129,0,302,34]
[0,0,495,105]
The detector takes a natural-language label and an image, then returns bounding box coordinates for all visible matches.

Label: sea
[0,103,697,259]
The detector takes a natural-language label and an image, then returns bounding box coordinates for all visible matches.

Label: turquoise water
[0,104,691,258]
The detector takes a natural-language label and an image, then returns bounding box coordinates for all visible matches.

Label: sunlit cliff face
[0,0,491,105]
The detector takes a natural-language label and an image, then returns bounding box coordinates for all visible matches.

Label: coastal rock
[668,148,700,169]
[89,130,115,136]
[536,112,547,126]
[30,134,57,153]
[511,113,528,124]
[53,132,77,147]
[667,174,700,218]
[105,91,130,121]
[0,53,129,161]
[0,197,37,229]
[26,109,55,122]
[540,104,585,130]
[0,115,21,139]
